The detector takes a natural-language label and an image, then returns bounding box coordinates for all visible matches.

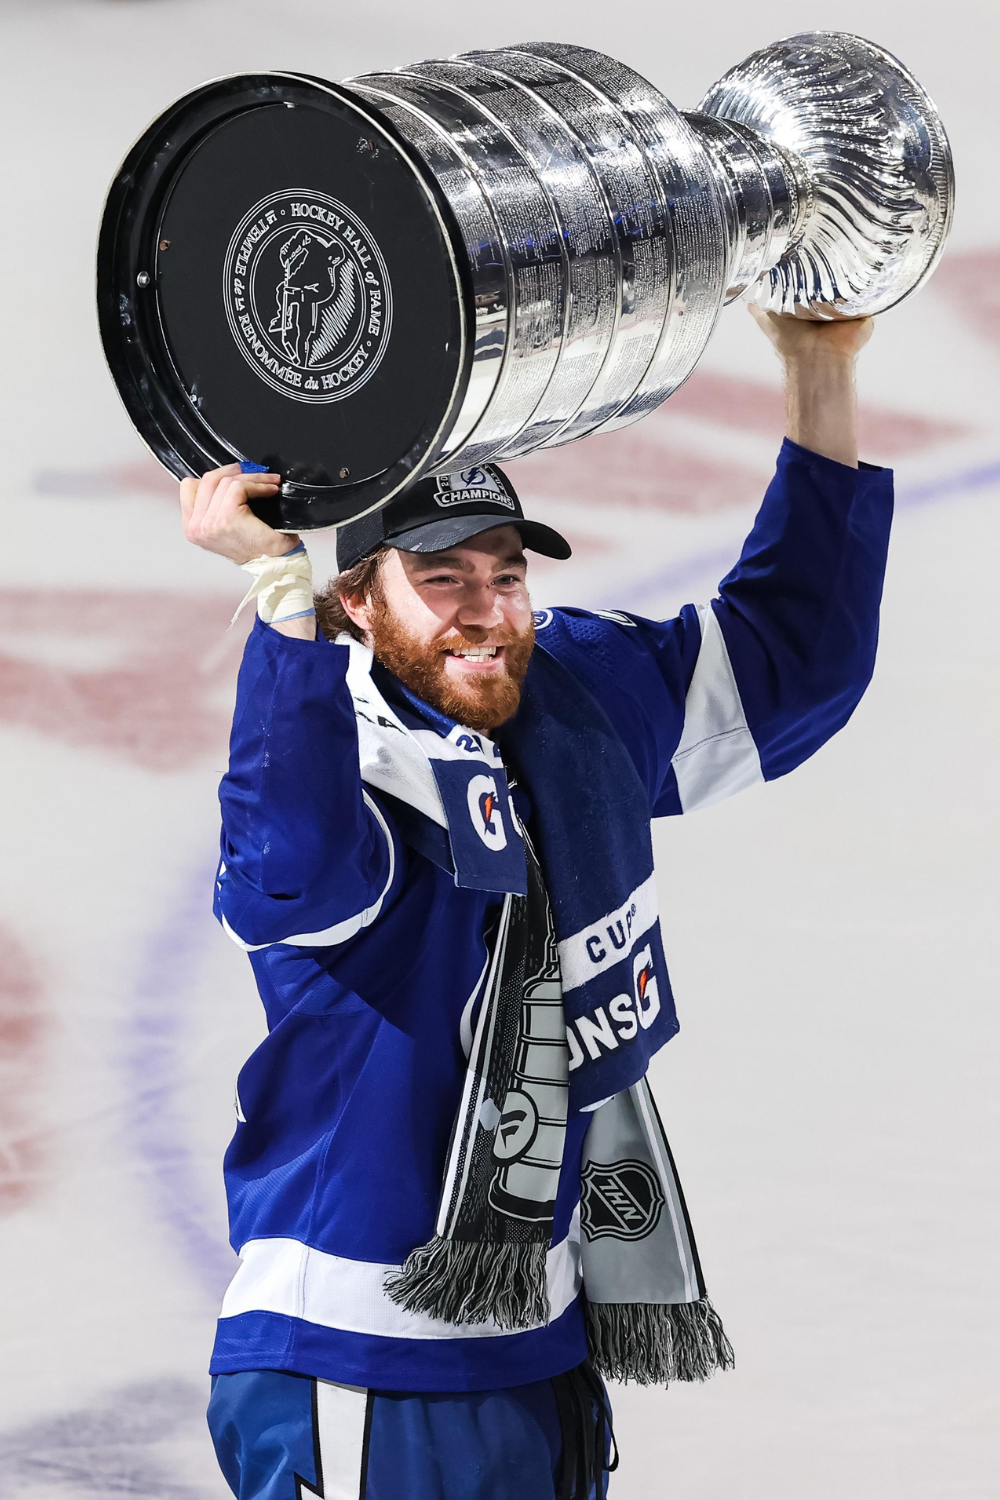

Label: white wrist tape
[232,543,315,626]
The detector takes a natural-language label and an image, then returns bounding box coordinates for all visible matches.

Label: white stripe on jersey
[671,602,763,811]
[219,1209,582,1340]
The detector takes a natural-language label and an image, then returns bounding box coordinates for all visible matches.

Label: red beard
[368,603,534,733]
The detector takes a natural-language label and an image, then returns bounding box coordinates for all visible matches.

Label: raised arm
[179,464,316,640]
[704,309,889,790]
[539,309,892,814]
[181,467,396,948]
[748,302,873,468]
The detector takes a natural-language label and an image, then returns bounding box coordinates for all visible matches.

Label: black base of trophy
[98,74,471,529]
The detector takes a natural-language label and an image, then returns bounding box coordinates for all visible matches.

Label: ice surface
[0,2,996,1496]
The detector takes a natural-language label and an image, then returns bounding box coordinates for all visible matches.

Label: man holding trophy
[98,29,952,1500]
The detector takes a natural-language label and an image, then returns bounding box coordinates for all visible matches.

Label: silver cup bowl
[97,32,953,525]
[692,31,955,317]
[353,31,953,472]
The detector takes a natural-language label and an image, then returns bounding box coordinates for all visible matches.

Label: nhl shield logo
[580,1158,665,1242]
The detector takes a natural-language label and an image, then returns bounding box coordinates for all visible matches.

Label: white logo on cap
[433,467,516,511]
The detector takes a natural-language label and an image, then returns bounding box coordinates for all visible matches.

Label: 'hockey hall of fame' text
[223,189,392,404]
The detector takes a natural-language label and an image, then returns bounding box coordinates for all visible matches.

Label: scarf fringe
[585,1297,735,1386]
[384,1235,550,1331]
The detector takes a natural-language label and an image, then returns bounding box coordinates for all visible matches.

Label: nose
[456,582,504,638]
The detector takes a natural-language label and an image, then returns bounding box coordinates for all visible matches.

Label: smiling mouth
[443,645,506,671]
[447,646,500,661]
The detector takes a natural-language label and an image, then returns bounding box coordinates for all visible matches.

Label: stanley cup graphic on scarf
[385,827,569,1330]
[384,821,732,1386]
[490,882,569,1226]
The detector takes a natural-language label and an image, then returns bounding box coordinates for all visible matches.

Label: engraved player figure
[268,228,351,367]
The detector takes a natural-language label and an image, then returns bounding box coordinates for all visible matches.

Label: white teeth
[450,647,497,661]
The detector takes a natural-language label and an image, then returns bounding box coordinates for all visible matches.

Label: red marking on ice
[510,424,763,515]
[0,928,46,1214]
[510,367,966,515]
[667,370,967,456]
[932,247,1000,353]
[34,321,971,514]
[0,590,245,772]
[528,528,623,574]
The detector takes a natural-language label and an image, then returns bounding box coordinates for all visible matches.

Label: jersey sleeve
[215,617,398,949]
[539,437,894,816]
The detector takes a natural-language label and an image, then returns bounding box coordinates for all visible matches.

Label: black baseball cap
[335,464,571,571]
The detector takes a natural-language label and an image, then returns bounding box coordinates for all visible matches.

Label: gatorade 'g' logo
[633,946,660,1030]
[467,774,507,850]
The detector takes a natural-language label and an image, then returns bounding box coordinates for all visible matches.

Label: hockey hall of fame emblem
[222,189,393,404]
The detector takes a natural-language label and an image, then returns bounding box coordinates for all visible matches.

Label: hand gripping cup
[97,32,952,530]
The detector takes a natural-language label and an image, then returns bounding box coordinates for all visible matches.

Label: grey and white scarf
[345,636,733,1385]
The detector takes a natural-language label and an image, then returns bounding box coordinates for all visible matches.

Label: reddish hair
[314,549,388,643]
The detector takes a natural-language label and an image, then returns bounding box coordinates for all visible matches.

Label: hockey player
[182,307,888,1499]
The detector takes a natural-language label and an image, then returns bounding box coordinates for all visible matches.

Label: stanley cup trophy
[97,32,953,529]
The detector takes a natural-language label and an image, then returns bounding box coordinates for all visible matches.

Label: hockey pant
[208,1363,616,1500]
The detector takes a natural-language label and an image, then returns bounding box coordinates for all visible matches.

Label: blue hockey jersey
[209,439,893,1391]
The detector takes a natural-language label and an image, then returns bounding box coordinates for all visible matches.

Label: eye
[494,573,523,587]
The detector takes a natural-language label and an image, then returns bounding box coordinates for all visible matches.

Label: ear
[340,590,374,634]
